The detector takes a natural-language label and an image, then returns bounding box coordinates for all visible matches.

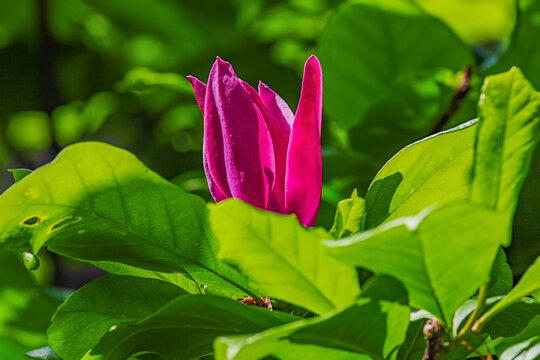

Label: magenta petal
[258,82,294,129]
[242,81,290,213]
[187,76,207,115]
[285,55,323,227]
[205,57,275,209]
[187,75,228,202]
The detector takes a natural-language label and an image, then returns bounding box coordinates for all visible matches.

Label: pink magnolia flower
[187,56,322,227]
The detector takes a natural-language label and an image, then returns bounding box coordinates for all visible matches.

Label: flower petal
[205,57,275,209]
[188,75,229,202]
[187,76,207,115]
[285,55,323,227]
[243,81,291,213]
[258,82,294,129]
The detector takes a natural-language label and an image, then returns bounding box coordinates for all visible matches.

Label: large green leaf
[211,199,360,315]
[82,295,297,360]
[0,142,251,298]
[215,276,410,360]
[48,275,186,360]
[319,0,472,128]
[364,120,476,229]
[472,67,540,244]
[364,68,540,230]
[323,202,505,327]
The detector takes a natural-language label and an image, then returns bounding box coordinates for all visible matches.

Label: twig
[429,66,472,135]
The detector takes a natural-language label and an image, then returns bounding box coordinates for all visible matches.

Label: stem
[429,65,471,135]
[458,284,488,337]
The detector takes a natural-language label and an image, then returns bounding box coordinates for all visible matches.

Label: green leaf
[116,68,194,94]
[82,295,296,360]
[487,248,513,298]
[48,275,186,360]
[216,282,410,360]
[0,142,251,298]
[363,119,477,229]
[330,189,366,239]
[25,347,60,360]
[477,256,540,328]
[472,68,540,218]
[396,318,425,360]
[212,199,360,315]
[364,68,540,230]
[8,168,32,183]
[319,0,472,128]
[323,202,505,327]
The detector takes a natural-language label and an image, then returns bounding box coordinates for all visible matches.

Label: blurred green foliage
[0,0,539,355]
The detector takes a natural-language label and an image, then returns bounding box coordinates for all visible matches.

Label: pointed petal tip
[258,81,269,93]
[305,55,321,71]
[212,56,236,79]
[186,75,203,86]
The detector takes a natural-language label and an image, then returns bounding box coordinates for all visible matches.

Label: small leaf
[487,248,513,298]
[8,168,32,183]
[324,202,505,327]
[48,275,186,360]
[330,189,366,239]
[212,199,360,315]
[82,295,296,360]
[116,68,194,94]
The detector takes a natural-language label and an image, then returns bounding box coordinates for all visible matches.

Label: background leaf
[319,0,473,129]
